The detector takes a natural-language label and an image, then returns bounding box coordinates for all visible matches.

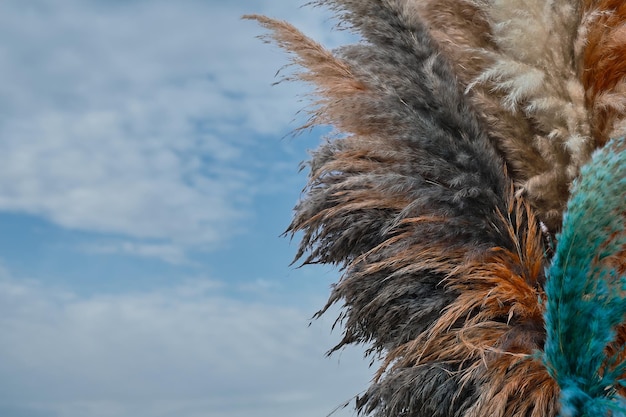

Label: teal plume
[543,137,626,417]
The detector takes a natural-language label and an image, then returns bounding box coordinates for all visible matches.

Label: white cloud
[0,273,372,417]
[0,0,353,254]
[0,4,371,417]
[82,241,192,265]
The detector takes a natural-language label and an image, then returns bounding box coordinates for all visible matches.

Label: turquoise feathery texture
[544,137,626,417]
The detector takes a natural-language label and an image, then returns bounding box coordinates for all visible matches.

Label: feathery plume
[246,3,564,415]
[581,0,626,147]
[401,0,552,222]
[543,137,626,417]
[469,0,593,232]
[247,2,626,416]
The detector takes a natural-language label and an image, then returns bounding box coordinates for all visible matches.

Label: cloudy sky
[0,1,373,417]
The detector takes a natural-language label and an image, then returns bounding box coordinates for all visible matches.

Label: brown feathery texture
[467,0,593,232]
[581,0,626,147]
[372,196,558,417]
[245,2,560,416]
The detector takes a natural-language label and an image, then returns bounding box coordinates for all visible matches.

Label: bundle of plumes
[245,1,626,416]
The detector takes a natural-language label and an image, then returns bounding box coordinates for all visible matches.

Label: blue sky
[0,1,373,416]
